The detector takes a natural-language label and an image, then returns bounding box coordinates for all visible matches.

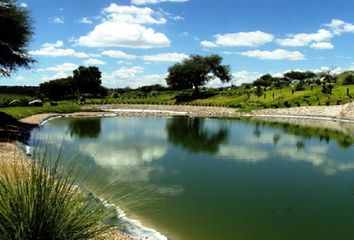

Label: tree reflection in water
[166,117,228,154]
[68,117,102,139]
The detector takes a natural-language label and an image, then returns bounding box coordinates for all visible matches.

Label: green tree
[255,86,263,99]
[0,0,35,77]
[73,66,102,95]
[166,54,232,94]
[253,74,273,87]
[39,77,74,100]
[343,75,354,85]
[283,71,316,84]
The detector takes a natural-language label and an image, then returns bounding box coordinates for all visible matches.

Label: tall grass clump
[0,146,111,240]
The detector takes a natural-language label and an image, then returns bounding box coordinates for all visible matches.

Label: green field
[85,84,354,111]
[0,101,82,119]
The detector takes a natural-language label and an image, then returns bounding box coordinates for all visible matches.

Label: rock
[29,99,43,107]
[9,99,22,106]
[50,101,58,106]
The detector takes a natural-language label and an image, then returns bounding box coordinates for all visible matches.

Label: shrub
[343,75,354,85]
[0,149,110,240]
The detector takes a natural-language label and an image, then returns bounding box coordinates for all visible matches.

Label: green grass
[0,146,111,240]
[0,101,83,119]
[86,84,354,111]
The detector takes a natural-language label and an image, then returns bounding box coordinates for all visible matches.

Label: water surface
[30,117,354,240]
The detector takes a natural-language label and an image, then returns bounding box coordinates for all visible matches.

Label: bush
[343,75,354,85]
[0,149,110,240]
[295,82,306,91]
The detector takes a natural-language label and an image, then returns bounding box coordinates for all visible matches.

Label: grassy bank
[85,84,354,112]
[0,101,82,119]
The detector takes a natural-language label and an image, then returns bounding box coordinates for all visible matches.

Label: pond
[30,116,354,240]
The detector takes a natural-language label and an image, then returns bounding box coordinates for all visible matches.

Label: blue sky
[3,0,354,88]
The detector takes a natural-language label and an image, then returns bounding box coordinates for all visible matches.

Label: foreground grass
[0,101,83,119]
[0,146,110,240]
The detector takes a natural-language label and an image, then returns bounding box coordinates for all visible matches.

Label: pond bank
[1,102,353,240]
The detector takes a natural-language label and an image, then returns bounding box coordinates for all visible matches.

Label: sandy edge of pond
[1,102,353,239]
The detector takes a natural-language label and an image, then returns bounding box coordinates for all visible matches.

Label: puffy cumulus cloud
[325,19,354,35]
[38,63,79,73]
[76,3,170,49]
[131,0,188,5]
[102,66,167,88]
[142,52,188,63]
[52,16,64,24]
[42,40,64,48]
[30,41,92,58]
[82,58,106,65]
[232,70,262,85]
[200,41,218,48]
[206,70,262,88]
[277,29,333,47]
[41,72,69,82]
[201,31,274,48]
[103,4,166,25]
[240,49,306,61]
[102,50,136,60]
[19,2,27,8]
[79,17,93,24]
[310,42,334,49]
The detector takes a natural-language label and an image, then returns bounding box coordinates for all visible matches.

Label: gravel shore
[248,101,354,121]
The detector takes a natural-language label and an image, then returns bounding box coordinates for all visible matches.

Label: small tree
[0,0,35,77]
[166,54,231,94]
[255,86,263,101]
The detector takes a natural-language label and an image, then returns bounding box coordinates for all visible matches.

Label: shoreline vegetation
[0,102,353,240]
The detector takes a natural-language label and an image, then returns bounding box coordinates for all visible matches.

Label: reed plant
[0,146,111,240]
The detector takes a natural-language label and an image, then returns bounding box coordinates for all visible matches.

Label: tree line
[39,66,107,100]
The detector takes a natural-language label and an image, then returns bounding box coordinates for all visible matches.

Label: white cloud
[42,40,64,48]
[79,17,93,24]
[76,4,170,49]
[41,72,69,82]
[310,42,334,49]
[30,41,91,58]
[83,58,106,65]
[142,52,188,62]
[102,50,136,60]
[277,29,332,47]
[240,49,306,61]
[201,41,218,48]
[19,2,27,7]
[39,63,78,73]
[131,0,188,5]
[325,19,354,35]
[201,31,274,48]
[107,66,144,80]
[16,76,25,81]
[52,16,64,24]
[232,71,262,85]
[102,66,167,88]
[104,4,166,25]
